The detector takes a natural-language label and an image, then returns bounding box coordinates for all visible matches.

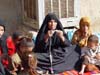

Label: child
[71,17,92,48]
[79,35,100,75]
[0,19,15,56]
[12,31,23,50]
[11,37,35,74]
[0,19,16,75]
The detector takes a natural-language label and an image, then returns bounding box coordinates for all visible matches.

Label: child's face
[0,26,4,38]
[20,46,33,53]
[88,41,98,50]
[25,46,33,52]
[80,24,89,33]
[14,36,22,45]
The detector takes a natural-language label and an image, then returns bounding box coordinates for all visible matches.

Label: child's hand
[95,54,100,60]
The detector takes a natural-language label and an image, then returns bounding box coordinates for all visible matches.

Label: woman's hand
[55,30,65,42]
[44,30,55,42]
[47,30,55,37]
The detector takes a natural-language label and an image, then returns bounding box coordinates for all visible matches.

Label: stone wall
[80,0,100,32]
[0,0,100,34]
[0,0,22,34]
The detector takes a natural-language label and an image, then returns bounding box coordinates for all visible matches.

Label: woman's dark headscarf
[35,13,67,45]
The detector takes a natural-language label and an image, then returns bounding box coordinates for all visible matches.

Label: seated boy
[79,35,100,75]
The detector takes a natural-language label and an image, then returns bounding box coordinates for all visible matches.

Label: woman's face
[48,19,57,30]
[0,26,4,38]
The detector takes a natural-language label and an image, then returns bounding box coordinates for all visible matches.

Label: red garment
[2,59,9,68]
[0,36,15,69]
[0,36,15,56]
[6,36,15,56]
[0,47,2,56]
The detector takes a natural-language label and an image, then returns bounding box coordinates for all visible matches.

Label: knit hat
[79,17,91,28]
[20,37,34,47]
[88,35,99,43]
[0,19,5,31]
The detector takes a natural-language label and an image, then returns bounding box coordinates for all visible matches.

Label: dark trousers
[0,61,5,75]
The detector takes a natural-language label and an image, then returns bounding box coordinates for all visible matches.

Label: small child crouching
[79,35,100,75]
